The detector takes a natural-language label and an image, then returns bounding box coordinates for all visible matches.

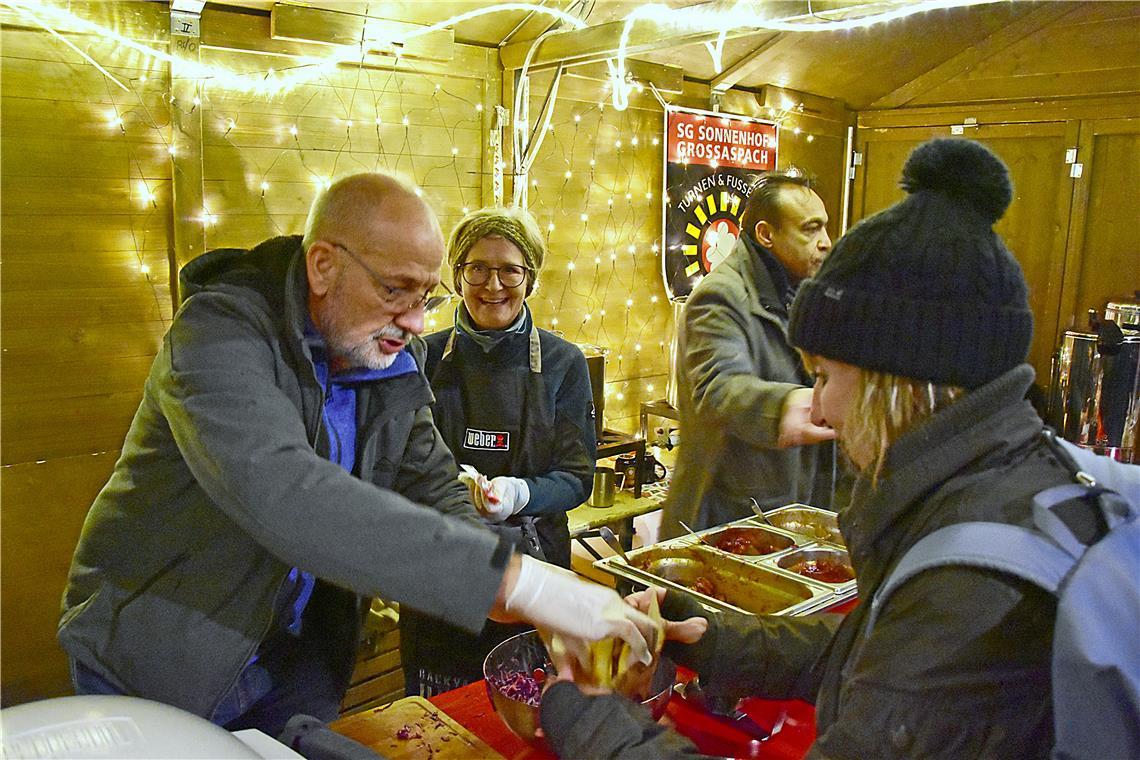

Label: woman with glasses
[399,206,597,697]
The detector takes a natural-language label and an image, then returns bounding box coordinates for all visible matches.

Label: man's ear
[754,220,776,249]
[306,241,339,297]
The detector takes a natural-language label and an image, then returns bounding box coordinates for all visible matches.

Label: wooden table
[566,489,661,554]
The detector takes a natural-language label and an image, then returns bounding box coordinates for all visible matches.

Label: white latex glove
[487,476,530,522]
[458,465,500,518]
[504,555,657,668]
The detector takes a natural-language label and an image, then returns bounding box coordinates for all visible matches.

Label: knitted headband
[447,207,547,296]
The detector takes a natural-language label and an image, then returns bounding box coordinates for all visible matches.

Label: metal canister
[1047,329,1139,463]
[1105,297,1140,329]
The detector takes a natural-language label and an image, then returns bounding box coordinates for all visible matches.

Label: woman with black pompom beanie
[538,139,1138,759]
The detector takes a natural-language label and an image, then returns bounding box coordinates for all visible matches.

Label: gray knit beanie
[788,138,1033,389]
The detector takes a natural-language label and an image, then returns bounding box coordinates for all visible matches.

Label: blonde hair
[447,206,546,296]
[803,353,964,487]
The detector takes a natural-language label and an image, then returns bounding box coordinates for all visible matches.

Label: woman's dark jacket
[543,364,1096,759]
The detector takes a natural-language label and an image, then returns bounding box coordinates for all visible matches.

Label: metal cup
[589,466,616,507]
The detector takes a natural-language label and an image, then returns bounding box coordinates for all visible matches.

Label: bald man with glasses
[59,173,657,738]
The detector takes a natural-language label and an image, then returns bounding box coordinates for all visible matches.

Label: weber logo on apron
[464,428,510,451]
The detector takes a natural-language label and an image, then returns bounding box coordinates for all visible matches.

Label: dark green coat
[59,236,508,718]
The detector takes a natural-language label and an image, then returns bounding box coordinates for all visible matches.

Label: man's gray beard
[327,320,411,371]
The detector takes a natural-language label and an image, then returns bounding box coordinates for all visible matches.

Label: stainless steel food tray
[595,543,841,616]
[594,505,856,615]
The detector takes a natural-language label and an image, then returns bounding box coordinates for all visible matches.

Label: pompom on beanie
[788,138,1033,389]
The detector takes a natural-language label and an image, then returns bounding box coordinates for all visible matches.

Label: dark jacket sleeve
[519,343,596,516]
[540,682,706,759]
[660,592,840,705]
[683,274,801,448]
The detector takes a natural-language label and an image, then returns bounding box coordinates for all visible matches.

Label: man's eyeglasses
[458,262,532,289]
[331,243,451,313]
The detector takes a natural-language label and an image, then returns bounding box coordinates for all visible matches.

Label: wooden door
[851,123,1079,391]
[1059,118,1140,333]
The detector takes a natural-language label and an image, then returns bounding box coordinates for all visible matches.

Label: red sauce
[713,528,789,555]
[788,559,854,584]
[689,575,727,601]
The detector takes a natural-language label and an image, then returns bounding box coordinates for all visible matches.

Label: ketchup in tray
[788,559,854,584]
[712,527,788,555]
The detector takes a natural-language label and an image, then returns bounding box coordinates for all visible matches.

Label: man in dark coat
[661,172,841,537]
[58,173,655,736]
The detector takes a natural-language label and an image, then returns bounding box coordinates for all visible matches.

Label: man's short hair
[740,171,818,235]
[301,173,419,251]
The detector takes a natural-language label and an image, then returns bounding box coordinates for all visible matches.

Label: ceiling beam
[710,33,785,92]
[868,2,1079,110]
[500,17,765,71]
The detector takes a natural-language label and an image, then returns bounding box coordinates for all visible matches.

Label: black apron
[401,323,572,697]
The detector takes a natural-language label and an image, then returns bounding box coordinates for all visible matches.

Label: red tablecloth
[429,598,859,759]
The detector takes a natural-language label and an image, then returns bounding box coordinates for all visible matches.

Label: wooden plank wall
[0,1,495,707]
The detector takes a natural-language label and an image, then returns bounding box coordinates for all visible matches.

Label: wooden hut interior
[2,0,1138,713]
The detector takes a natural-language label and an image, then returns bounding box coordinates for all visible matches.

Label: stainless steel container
[1105,297,1140,328]
[595,506,857,615]
[1047,329,1139,463]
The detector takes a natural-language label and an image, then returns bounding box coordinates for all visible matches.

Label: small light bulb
[564,170,572,179]
[806,134,815,143]
[402,116,410,126]
[551,317,559,326]
[616,392,624,401]
[225,118,236,130]
[589,159,595,167]
[451,146,459,155]
[567,261,575,270]
[625,193,632,200]
[626,299,634,308]
[627,244,635,253]
[615,140,622,149]
[650,295,659,304]
[573,114,581,122]
[414,187,423,197]
[580,213,588,222]
[608,197,614,206]
[651,137,659,146]
[584,313,592,321]
[435,83,441,91]
[140,263,150,274]
[793,127,801,135]
[610,253,617,261]
[546,123,554,131]
[532,178,538,187]
[710,160,719,169]
[168,144,177,157]
[594,257,602,265]
[548,223,555,232]
[375,116,382,125]
[475,103,483,112]
[600,310,607,317]
[289,124,298,136]
[139,74,148,82]
[462,207,470,214]
[260,180,270,191]
[631,136,639,146]
[634,343,642,352]
[646,191,653,200]
[346,120,353,128]
[647,384,655,392]
[192,96,201,106]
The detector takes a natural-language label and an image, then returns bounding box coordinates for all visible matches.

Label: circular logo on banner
[681,188,745,277]
[699,215,740,272]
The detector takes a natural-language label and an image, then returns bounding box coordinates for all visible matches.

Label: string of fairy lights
[1,0,1001,422]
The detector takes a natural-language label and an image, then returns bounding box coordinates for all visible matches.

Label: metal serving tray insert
[762,504,845,547]
[596,544,829,616]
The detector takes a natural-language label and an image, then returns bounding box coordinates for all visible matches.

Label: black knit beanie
[788,139,1033,389]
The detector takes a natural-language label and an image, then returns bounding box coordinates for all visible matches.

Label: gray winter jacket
[58,236,508,718]
[661,235,840,537]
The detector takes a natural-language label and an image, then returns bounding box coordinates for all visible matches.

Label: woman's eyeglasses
[332,242,451,313]
[458,262,532,289]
